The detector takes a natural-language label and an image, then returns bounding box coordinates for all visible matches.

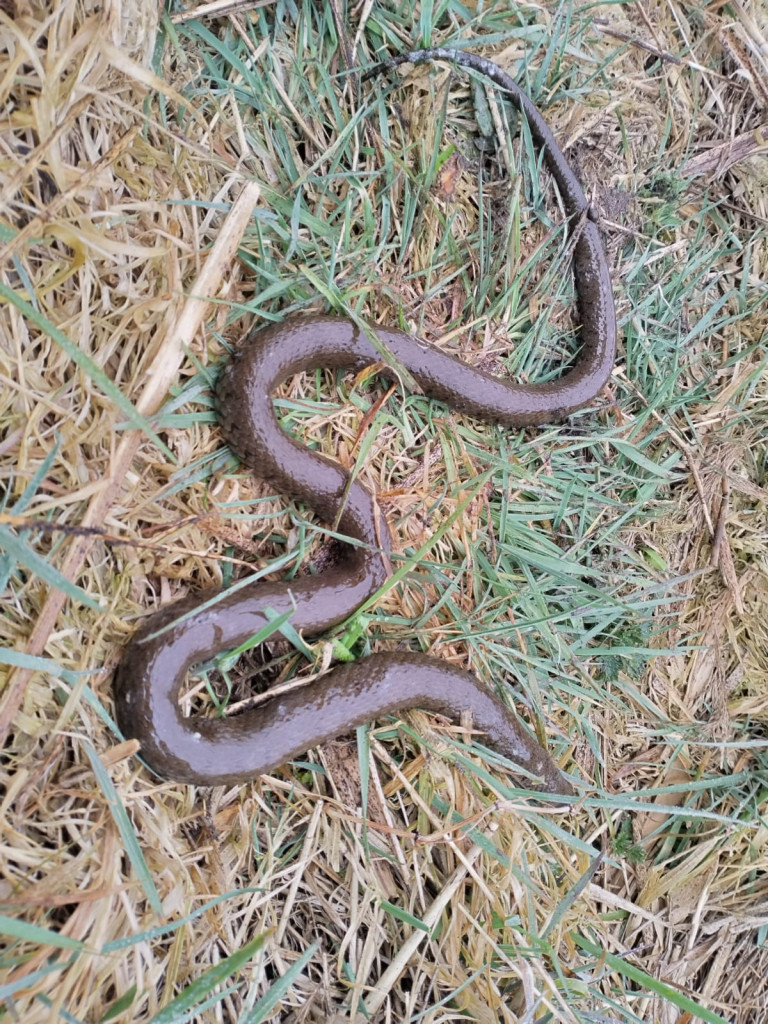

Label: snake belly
[113,50,616,793]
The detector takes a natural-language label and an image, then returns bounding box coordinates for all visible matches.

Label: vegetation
[1,0,766,1021]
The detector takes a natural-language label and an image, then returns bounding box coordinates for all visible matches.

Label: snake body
[113,50,616,793]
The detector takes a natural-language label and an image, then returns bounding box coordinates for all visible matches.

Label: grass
[1,0,767,1021]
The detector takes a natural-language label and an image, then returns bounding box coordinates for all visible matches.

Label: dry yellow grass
[1,1,767,1022]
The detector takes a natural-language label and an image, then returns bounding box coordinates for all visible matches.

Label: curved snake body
[113,50,616,793]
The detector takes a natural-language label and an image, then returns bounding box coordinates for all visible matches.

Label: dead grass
[1,0,767,1022]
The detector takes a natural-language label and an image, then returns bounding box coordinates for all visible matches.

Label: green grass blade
[573,932,729,1024]
[82,742,163,915]
[0,281,175,461]
[147,933,268,1024]
[0,913,86,951]
[0,525,104,611]
[239,941,319,1024]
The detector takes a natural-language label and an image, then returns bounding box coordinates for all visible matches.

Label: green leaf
[0,955,77,1000]
[101,888,262,953]
[573,932,729,1024]
[0,524,104,611]
[379,900,430,933]
[216,606,298,670]
[0,647,83,685]
[100,985,138,1022]
[239,942,319,1024]
[147,933,268,1023]
[0,280,175,461]
[0,913,86,951]
[83,742,163,916]
[610,439,674,477]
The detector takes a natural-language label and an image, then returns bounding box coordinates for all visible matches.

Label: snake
[113,49,616,794]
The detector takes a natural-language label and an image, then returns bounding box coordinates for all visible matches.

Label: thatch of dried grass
[1,1,767,1022]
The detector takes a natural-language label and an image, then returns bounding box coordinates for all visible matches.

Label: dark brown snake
[114,50,616,793]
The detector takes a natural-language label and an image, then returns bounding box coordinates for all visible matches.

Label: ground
[1,1,767,1022]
